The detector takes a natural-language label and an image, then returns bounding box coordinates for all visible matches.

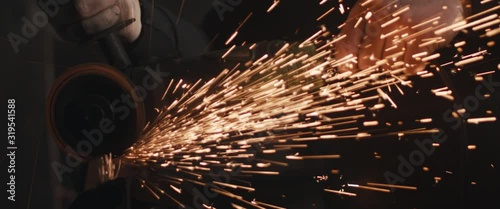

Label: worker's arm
[73,0,184,65]
[74,0,141,42]
[335,0,468,75]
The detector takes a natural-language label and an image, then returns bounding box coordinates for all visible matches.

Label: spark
[347,184,391,193]
[366,182,417,190]
[364,11,373,20]
[317,7,335,21]
[267,0,280,13]
[225,13,253,45]
[382,16,400,28]
[422,53,441,62]
[392,5,410,17]
[476,70,496,77]
[324,189,358,196]
[486,27,500,37]
[455,56,484,67]
[473,19,500,31]
[454,41,466,47]
[170,185,182,193]
[412,52,428,59]
[286,154,341,160]
[299,30,323,48]
[213,181,256,192]
[253,201,286,209]
[354,17,363,28]
[225,32,239,46]
[363,121,379,126]
[377,88,397,108]
[466,5,500,21]
[417,118,433,124]
[467,117,497,124]
[434,21,466,35]
[361,0,373,7]
[222,45,237,59]
[452,14,499,32]
[339,4,345,14]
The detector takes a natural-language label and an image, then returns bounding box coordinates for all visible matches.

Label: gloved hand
[335,0,466,75]
[75,0,142,42]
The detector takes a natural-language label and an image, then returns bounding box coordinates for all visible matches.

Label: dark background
[1,0,499,209]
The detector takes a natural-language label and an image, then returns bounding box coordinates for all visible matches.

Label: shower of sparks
[98,153,121,183]
[116,1,499,208]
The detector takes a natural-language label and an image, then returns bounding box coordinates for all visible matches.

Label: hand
[75,0,142,42]
[335,0,465,75]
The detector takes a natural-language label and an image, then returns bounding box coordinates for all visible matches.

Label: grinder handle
[99,33,131,69]
[80,18,136,70]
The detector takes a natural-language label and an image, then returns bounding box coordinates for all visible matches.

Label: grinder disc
[46,64,146,161]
